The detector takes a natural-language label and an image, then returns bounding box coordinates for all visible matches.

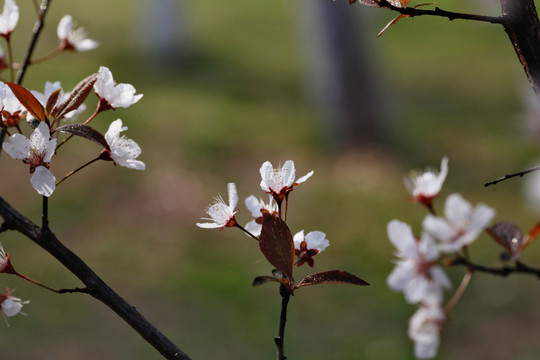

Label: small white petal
[227,183,238,210]
[31,166,56,197]
[304,231,329,252]
[293,230,305,250]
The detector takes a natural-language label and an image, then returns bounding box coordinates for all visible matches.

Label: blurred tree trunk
[299,0,390,149]
[137,0,191,68]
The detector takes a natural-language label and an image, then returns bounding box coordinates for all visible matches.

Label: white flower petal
[245,220,262,237]
[31,166,56,197]
[304,231,329,252]
[227,183,238,209]
[293,230,305,250]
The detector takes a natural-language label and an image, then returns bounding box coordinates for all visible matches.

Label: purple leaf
[294,270,369,291]
[259,213,294,280]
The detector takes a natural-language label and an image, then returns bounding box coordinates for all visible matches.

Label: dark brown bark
[0,197,191,360]
[500,0,540,100]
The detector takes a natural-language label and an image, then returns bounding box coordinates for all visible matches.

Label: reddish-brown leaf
[259,213,294,280]
[6,82,47,123]
[56,73,98,119]
[56,124,110,150]
[522,222,540,251]
[45,88,62,116]
[399,0,410,7]
[486,221,523,256]
[294,270,369,291]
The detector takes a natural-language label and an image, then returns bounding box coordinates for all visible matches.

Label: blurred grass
[2,0,540,359]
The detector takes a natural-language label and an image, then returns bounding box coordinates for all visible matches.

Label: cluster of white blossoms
[1,66,144,196]
[197,160,328,267]
[389,157,495,359]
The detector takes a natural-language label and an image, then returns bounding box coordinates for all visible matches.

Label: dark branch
[274,284,291,360]
[377,1,504,24]
[484,165,540,187]
[0,196,191,360]
[16,0,51,85]
[449,256,540,278]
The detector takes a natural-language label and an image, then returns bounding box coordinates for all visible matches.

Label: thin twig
[484,165,540,187]
[376,0,504,24]
[274,284,291,360]
[16,0,51,85]
[449,256,540,278]
[444,269,472,313]
[0,196,190,359]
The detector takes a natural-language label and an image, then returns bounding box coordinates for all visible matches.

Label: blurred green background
[2,0,540,359]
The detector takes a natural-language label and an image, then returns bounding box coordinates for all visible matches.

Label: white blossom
[2,122,56,196]
[104,119,145,170]
[57,15,98,52]
[404,157,448,203]
[293,230,330,252]
[0,0,18,37]
[423,193,495,253]
[197,183,238,229]
[259,160,313,199]
[387,220,451,304]
[0,288,28,318]
[244,195,278,237]
[408,295,446,359]
[94,66,143,109]
[0,81,24,115]
[293,230,329,267]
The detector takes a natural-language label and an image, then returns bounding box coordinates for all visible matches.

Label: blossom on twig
[244,195,278,237]
[2,122,56,196]
[197,183,239,230]
[0,0,18,38]
[57,15,98,52]
[423,193,495,253]
[387,220,451,304]
[404,157,448,207]
[408,295,446,359]
[0,81,25,128]
[0,243,15,274]
[94,66,143,110]
[0,288,28,319]
[102,119,145,170]
[293,230,329,267]
[259,160,313,202]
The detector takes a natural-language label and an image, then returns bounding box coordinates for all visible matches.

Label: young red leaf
[45,88,62,116]
[6,82,47,123]
[486,221,523,255]
[56,73,98,119]
[521,222,540,251]
[259,213,294,280]
[56,124,110,150]
[294,270,369,291]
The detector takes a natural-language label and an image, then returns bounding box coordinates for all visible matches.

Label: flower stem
[56,156,101,187]
[28,45,64,65]
[5,37,14,82]
[444,269,473,313]
[56,107,101,151]
[274,284,291,360]
[42,195,49,232]
[234,223,259,241]
[15,271,60,293]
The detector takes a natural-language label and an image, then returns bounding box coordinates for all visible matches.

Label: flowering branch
[0,196,191,360]
[448,256,540,278]
[375,0,503,24]
[484,165,540,187]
